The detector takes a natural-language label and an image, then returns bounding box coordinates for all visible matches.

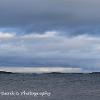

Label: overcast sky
[0,0,100,72]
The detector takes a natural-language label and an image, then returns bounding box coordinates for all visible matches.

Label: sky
[0,0,100,72]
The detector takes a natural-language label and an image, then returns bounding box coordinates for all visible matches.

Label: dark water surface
[0,73,100,100]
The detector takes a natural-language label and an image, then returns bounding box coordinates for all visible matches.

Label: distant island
[90,72,100,74]
[0,71,13,74]
[0,71,100,75]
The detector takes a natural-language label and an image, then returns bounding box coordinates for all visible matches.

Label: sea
[0,73,100,100]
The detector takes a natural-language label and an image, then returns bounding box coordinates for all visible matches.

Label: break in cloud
[0,67,82,73]
[0,0,100,72]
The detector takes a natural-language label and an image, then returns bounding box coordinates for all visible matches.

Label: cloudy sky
[0,0,100,72]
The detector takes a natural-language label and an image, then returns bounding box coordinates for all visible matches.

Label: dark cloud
[0,0,100,35]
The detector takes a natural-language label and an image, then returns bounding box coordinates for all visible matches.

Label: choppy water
[0,73,100,100]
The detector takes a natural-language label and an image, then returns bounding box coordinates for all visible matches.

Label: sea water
[0,73,100,100]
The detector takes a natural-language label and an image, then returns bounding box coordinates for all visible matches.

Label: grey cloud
[0,0,100,35]
[0,32,100,71]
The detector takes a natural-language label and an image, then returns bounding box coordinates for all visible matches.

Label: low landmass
[0,71,100,75]
[0,71,13,74]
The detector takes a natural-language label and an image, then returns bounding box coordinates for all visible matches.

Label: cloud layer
[0,31,100,72]
[0,0,100,35]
